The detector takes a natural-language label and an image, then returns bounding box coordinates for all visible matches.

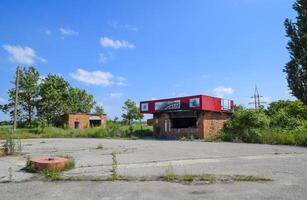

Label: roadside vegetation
[210,100,307,146]
[0,122,153,139]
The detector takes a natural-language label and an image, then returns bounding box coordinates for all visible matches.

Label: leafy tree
[1,67,40,126]
[284,0,307,104]
[18,67,40,125]
[266,100,307,129]
[37,74,70,125]
[67,87,95,113]
[122,99,142,125]
[94,105,104,115]
[266,100,307,120]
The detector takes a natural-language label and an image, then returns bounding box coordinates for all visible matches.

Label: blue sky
[0,0,297,120]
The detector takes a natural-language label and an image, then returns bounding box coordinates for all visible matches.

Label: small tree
[121,99,141,125]
[94,105,104,115]
[37,74,70,125]
[284,0,307,104]
[1,66,40,126]
[66,87,95,113]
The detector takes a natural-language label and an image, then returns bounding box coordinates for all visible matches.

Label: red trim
[140,94,234,114]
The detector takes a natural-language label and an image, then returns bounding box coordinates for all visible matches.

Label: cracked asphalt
[0,138,307,199]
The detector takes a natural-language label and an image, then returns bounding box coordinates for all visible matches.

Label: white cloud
[213,86,234,97]
[98,53,108,64]
[108,92,123,98]
[59,27,79,36]
[100,37,135,49]
[2,45,46,65]
[70,68,114,86]
[116,76,128,86]
[108,21,138,32]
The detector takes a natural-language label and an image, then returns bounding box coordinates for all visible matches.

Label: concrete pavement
[0,138,306,199]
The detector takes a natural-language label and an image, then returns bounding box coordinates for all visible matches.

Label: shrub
[269,110,303,129]
[223,108,270,142]
[266,100,307,129]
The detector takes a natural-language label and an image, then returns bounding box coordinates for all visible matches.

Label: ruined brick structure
[63,113,107,129]
[141,95,233,139]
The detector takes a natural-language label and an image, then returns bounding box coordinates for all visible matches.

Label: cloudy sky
[0,0,296,120]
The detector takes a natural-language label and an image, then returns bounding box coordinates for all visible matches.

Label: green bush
[266,100,307,120]
[269,110,303,129]
[266,100,307,129]
[223,108,270,142]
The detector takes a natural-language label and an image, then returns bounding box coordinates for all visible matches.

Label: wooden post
[13,67,20,131]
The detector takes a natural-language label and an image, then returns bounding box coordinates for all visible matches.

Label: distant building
[63,113,107,129]
[140,95,234,139]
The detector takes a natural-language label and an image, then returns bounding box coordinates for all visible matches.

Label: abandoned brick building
[62,113,107,129]
[140,95,234,139]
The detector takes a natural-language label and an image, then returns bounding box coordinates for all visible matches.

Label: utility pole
[13,67,20,131]
[249,86,266,110]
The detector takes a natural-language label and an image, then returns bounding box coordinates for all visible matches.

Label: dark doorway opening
[90,120,101,127]
[74,121,80,129]
[171,117,197,128]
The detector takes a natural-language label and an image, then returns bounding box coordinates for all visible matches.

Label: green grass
[232,175,272,182]
[210,128,307,147]
[42,169,61,181]
[96,144,104,149]
[110,152,118,181]
[162,170,177,182]
[0,124,153,139]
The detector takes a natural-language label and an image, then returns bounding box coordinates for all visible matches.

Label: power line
[248,86,266,110]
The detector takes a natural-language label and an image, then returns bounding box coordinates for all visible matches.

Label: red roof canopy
[140,95,234,114]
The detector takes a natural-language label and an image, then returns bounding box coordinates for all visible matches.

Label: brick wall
[149,111,231,139]
[67,114,107,129]
[200,112,231,138]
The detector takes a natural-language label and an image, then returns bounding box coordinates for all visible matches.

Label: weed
[55,155,75,171]
[96,144,103,149]
[2,136,22,155]
[8,166,12,182]
[42,169,61,181]
[111,152,118,181]
[162,168,177,182]
[199,174,216,183]
[181,175,196,182]
[232,175,272,182]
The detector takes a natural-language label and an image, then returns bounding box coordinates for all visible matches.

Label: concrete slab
[0,138,306,199]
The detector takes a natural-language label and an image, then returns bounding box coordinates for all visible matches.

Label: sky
[0,0,297,120]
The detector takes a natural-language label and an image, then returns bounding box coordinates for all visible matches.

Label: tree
[37,74,70,125]
[121,99,142,125]
[18,67,40,125]
[284,0,307,104]
[266,100,307,120]
[94,105,104,115]
[67,87,95,113]
[1,67,40,126]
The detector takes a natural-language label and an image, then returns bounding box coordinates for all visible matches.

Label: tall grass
[0,123,153,139]
[214,128,307,146]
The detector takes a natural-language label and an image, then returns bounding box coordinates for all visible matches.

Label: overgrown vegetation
[1,136,22,155]
[211,100,307,146]
[110,152,118,181]
[52,172,273,184]
[96,144,103,149]
[0,122,153,139]
[23,155,75,181]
